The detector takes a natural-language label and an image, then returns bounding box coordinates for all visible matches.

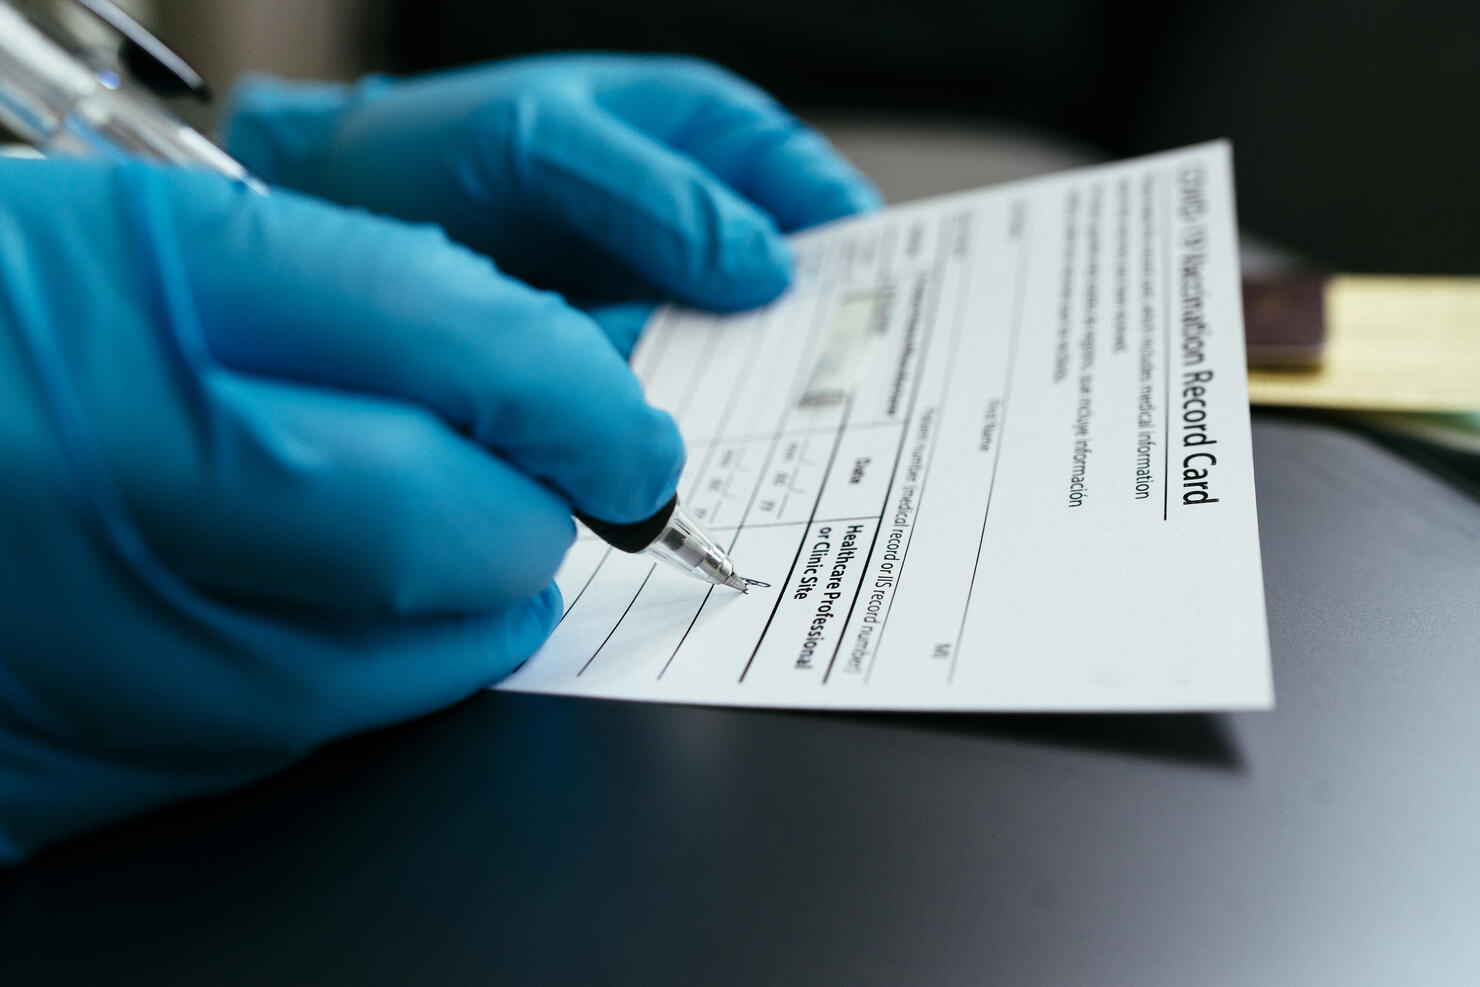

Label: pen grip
[576,495,678,553]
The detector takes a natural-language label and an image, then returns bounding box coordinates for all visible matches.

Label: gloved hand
[223,54,882,351]
[0,158,682,864]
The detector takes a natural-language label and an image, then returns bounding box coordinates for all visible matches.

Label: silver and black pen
[579,496,762,594]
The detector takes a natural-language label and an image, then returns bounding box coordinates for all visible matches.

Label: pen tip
[721,573,771,594]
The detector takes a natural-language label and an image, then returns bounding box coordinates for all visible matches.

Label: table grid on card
[524,200,1012,695]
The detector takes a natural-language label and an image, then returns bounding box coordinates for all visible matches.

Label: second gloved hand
[223,54,882,331]
[0,158,682,863]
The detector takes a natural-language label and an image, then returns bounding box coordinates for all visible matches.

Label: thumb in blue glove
[223,54,883,338]
[0,158,682,863]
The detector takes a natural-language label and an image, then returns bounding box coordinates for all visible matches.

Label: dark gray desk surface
[2,415,1479,985]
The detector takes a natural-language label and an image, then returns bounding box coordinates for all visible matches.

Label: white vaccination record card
[498,142,1272,712]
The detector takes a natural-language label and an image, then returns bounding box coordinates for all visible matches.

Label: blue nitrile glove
[0,157,682,864]
[223,54,882,351]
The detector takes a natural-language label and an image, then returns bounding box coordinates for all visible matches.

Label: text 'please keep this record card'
[499,142,1272,712]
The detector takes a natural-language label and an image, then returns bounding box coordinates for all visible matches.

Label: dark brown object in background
[1242,272,1328,367]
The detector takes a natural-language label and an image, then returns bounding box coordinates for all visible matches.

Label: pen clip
[69,0,213,101]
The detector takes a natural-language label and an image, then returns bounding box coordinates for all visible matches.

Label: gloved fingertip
[585,303,657,360]
[745,227,797,302]
[532,582,564,636]
[571,399,685,526]
[628,405,687,524]
[220,75,357,190]
[639,407,688,520]
[475,583,566,685]
[696,224,794,312]
[845,180,887,215]
[774,179,885,233]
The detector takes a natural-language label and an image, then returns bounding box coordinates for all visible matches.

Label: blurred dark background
[132,0,1480,273]
[378,0,1480,274]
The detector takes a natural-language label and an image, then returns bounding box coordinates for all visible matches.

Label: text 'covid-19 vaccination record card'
[499,142,1273,712]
